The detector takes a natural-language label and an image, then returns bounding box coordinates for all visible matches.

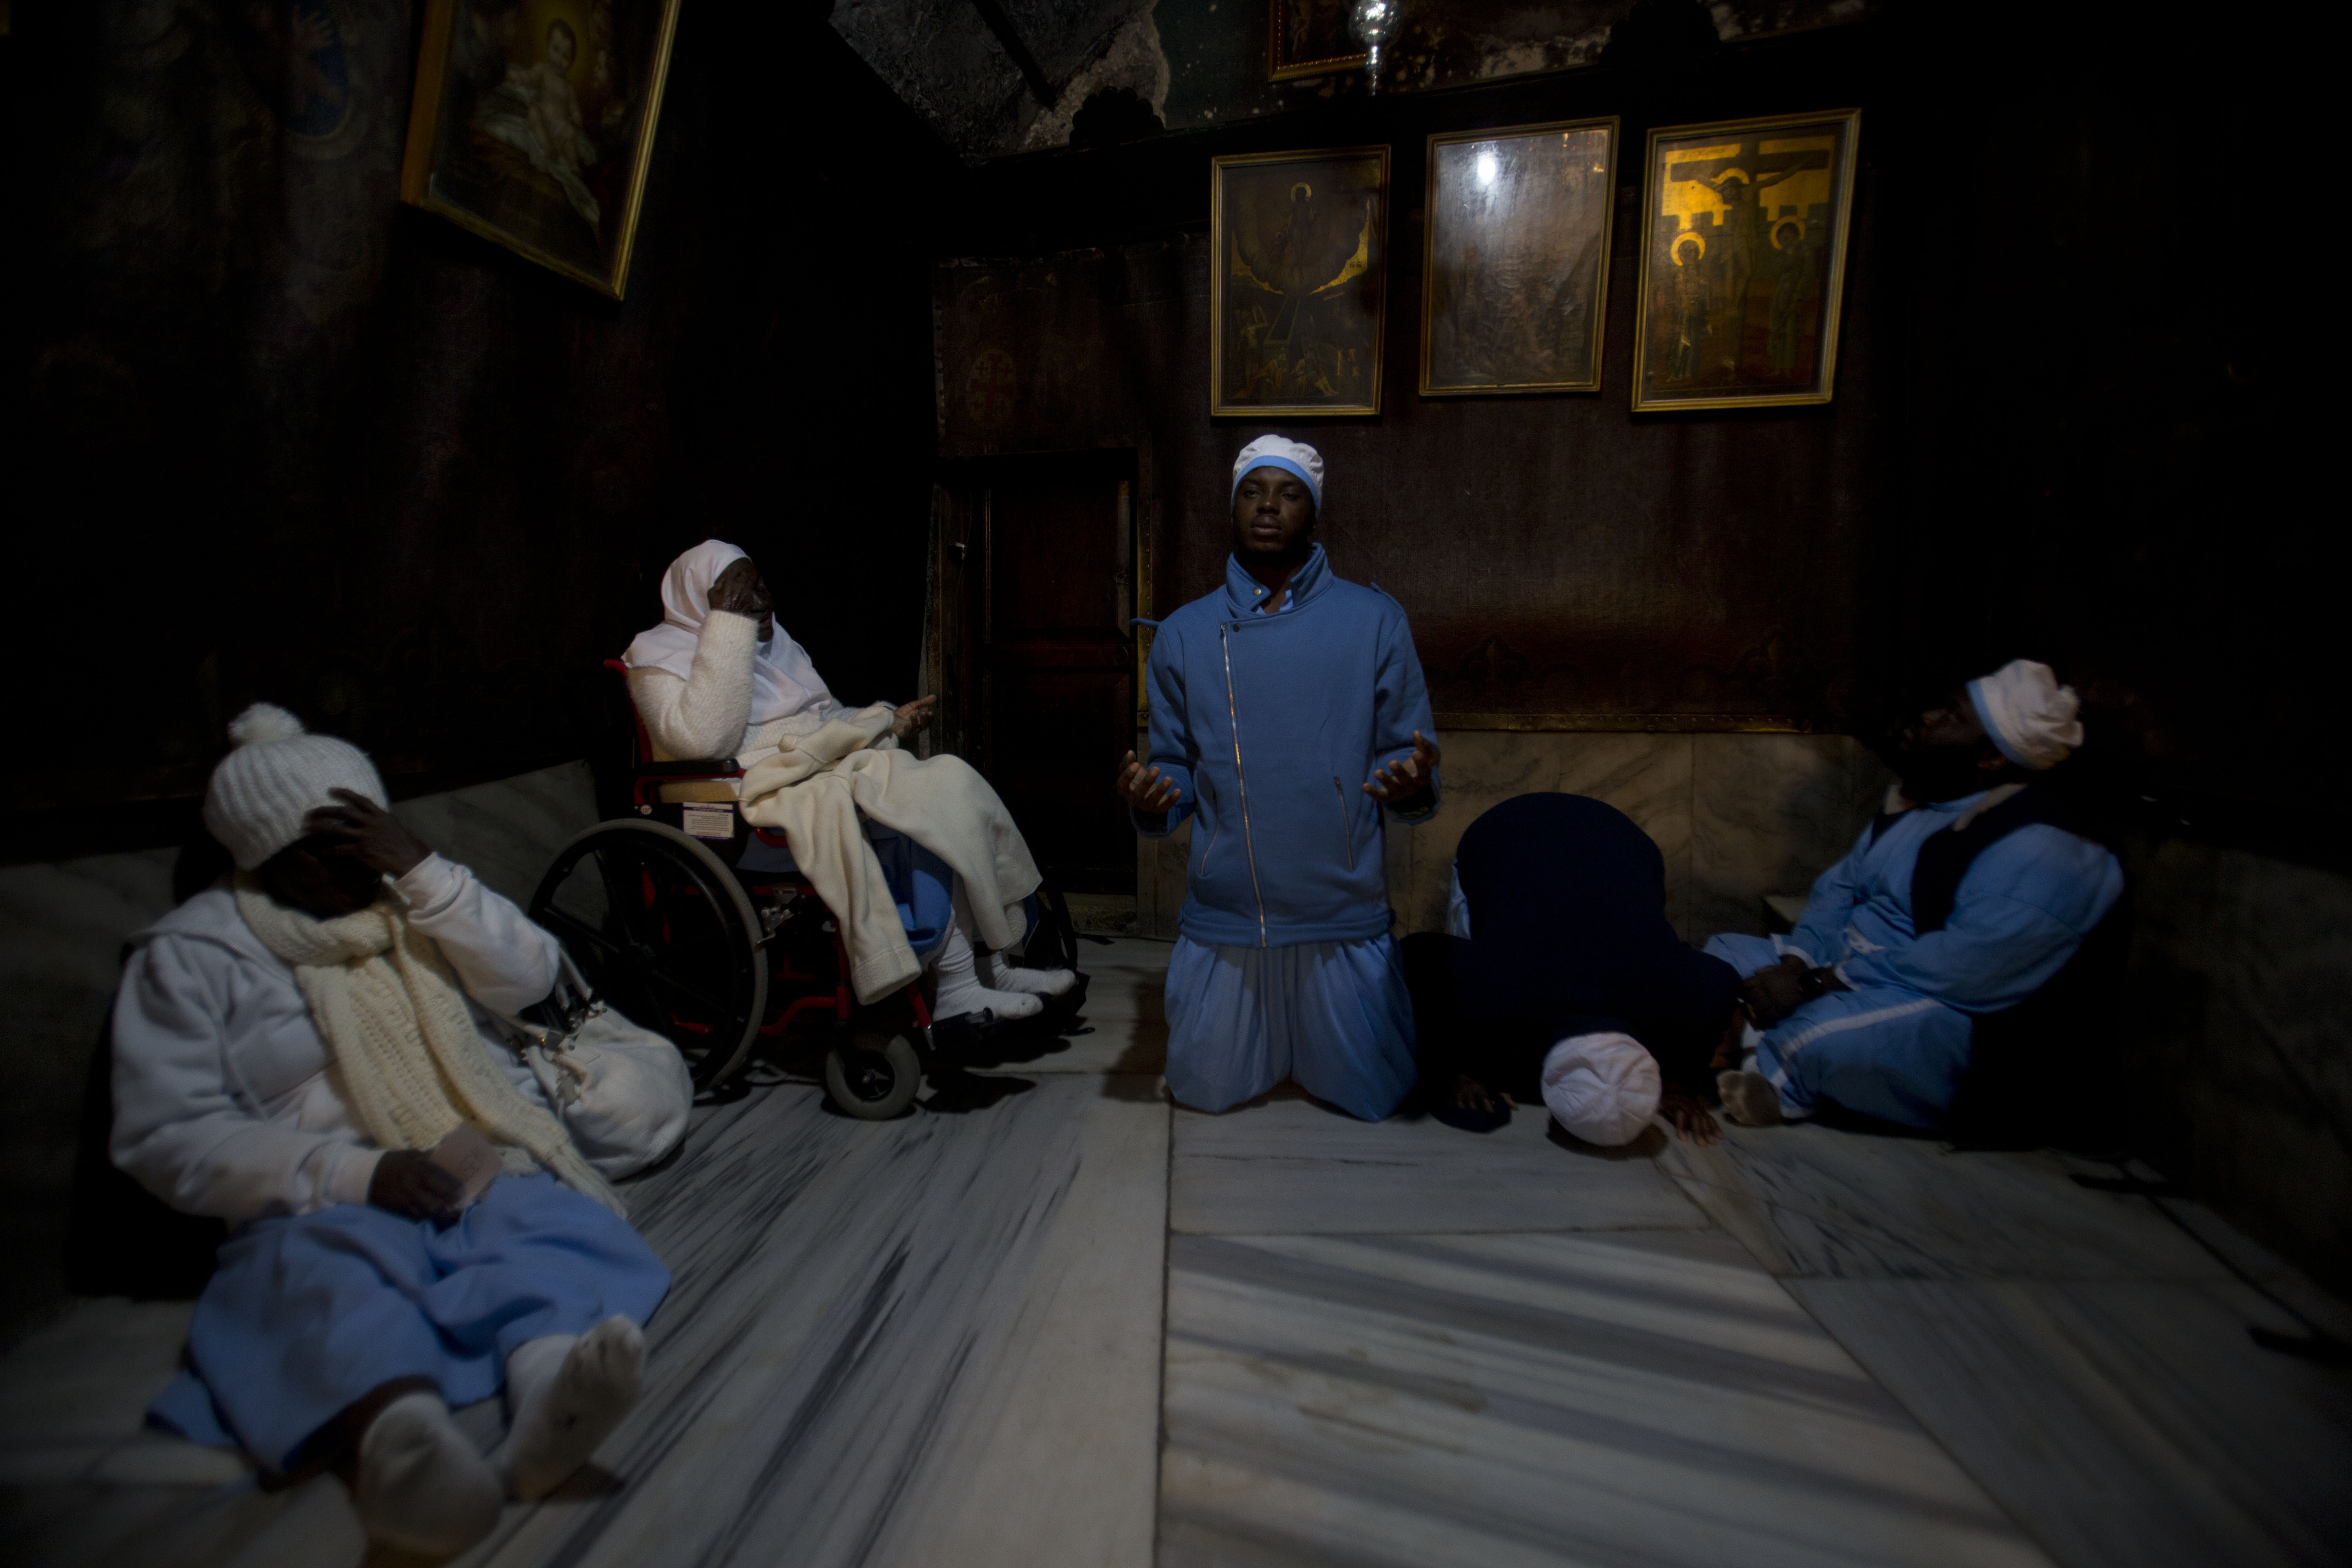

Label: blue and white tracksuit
[1705,789,2123,1128]
[1136,545,1437,1119]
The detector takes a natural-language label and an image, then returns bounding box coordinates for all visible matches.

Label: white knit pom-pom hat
[202,703,388,869]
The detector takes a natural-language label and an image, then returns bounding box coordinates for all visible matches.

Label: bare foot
[1716,1070,1784,1127]
[1659,1084,1720,1145]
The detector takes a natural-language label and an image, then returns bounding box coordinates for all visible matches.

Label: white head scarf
[1540,1032,1661,1147]
[1967,659,2083,771]
[1231,435,1325,510]
[624,540,838,728]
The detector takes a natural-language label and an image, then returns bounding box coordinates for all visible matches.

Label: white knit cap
[1540,1032,1662,1147]
[202,704,388,869]
[1967,659,2084,771]
[1231,435,1324,510]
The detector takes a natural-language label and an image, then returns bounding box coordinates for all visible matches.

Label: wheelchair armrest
[633,759,744,780]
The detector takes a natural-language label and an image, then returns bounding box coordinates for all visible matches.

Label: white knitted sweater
[111,855,562,1224]
[628,609,894,766]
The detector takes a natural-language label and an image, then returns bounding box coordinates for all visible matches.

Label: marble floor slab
[2,1074,1171,1568]
[1160,1227,2053,1568]
[1791,1277,2352,1568]
[972,937,1170,1077]
[1173,1094,1707,1236]
[1658,1122,2239,1282]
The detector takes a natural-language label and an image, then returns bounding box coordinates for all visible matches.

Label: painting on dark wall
[1210,146,1390,418]
[399,0,684,298]
[1631,109,1859,410]
[1269,0,1368,80]
[1421,118,1619,396]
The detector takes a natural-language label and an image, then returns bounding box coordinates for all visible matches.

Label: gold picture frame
[1269,0,1368,80]
[1421,117,1619,397]
[398,0,684,300]
[1630,109,1860,411]
[1210,145,1391,419]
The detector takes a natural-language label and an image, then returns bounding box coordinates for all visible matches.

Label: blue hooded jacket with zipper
[1135,543,1438,948]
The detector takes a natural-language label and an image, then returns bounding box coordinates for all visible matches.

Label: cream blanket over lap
[737,706,1042,1004]
[233,880,623,1215]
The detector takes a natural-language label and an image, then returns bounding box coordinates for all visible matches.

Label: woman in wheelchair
[623,539,1073,1024]
[111,707,668,1557]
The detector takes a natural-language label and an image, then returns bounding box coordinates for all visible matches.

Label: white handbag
[501,953,694,1180]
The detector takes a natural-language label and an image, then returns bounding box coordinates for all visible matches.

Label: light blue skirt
[150,1174,670,1471]
[1163,934,1417,1121]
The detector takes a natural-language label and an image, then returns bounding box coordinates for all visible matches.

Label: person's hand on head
[302,789,431,879]
[367,1149,465,1225]
[888,695,937,743]
[1116,751,1182,820]
[1364,731,1441,807]
[709,557,775,637]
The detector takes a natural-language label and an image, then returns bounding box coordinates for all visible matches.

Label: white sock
[932,923,1042,1022]
[982,953,1076,997]
[354,1390,503,1555]
[494,1316,646,1501]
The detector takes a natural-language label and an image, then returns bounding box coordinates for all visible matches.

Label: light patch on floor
[4,938,2348,1568]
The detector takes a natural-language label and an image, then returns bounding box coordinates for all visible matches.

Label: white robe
[110,855,561,1225]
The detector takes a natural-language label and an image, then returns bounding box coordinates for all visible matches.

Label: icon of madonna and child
[404,0,681,296]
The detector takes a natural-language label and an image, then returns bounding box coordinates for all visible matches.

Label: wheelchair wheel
[824,1029,922,1120]
[530,819,768,1091]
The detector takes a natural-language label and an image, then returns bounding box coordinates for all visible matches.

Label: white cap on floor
[1540,1032,1662,1147]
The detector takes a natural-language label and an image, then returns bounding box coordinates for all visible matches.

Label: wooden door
[944,451,1138,894]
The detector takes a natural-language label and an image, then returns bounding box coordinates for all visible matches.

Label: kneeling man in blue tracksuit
[1117,436,1441,1120]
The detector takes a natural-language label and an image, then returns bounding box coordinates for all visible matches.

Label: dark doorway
[939,450,1138,894]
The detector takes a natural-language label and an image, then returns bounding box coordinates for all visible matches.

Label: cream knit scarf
[234,879,623,1216]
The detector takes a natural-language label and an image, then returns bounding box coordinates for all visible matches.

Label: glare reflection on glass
[1476,150,1499,187]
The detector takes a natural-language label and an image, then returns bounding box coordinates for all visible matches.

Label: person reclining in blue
[1708,660,2125,1130]
[111,706,669,1557]
[1116,435,1441,1121]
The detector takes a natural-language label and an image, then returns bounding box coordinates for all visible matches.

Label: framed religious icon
[1630,109,1860,411]
[1210,146,1391,418]
[1421,118,1620,396]
[399,0,684,299]
[1269,0,1368,80]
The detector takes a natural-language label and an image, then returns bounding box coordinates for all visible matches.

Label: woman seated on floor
[1404,792,1741,1145]
[624,539,1071,1022]
[111,706,669,1557]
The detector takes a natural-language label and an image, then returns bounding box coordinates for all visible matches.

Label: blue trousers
[151,1174,669,1470]
[1163,934,1417,1121]
[1704,933,1973,1128]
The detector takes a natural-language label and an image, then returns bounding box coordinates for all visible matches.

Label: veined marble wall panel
[0,760,600,1344]
[1691,733,1894,942]
[2125,837,2352,1294]
[1140,731,1882,946]
[1390,731,1697,939]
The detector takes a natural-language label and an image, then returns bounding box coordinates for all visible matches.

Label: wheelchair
[526,662,1085,1119]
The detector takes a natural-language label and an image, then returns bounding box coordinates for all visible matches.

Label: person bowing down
[1118,435,1441,1120]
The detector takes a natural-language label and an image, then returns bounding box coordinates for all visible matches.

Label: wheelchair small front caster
[824,1028,922,1119]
